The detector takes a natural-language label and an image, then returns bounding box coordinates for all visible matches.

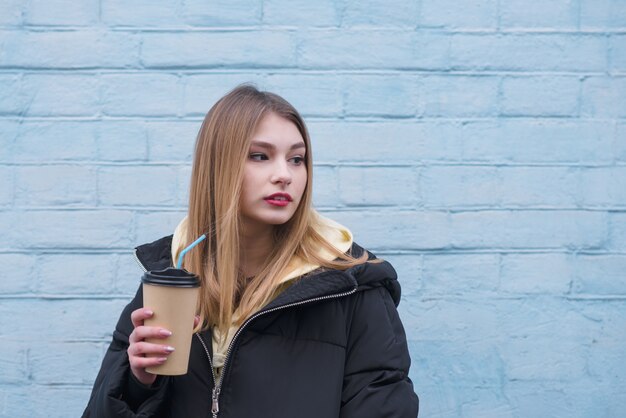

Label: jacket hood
[133,218,401,307]
[170,213,355,285]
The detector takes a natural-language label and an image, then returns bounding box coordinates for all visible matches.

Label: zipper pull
[211,387,220,416]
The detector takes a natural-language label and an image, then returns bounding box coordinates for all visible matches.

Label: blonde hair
[180,84,370,334]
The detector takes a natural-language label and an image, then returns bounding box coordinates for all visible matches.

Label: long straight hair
[178,84,370,334]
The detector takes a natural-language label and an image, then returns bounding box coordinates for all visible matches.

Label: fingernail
[158,357,167,363]
[159,329,172,337]
[165,346,175,352]
[145,309,154,316]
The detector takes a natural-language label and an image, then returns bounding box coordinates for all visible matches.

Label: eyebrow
[250,140,306,151]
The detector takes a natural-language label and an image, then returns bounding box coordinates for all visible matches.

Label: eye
[249,153,268,161]
[289,156,305,165]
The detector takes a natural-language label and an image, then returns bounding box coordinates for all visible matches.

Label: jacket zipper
[133,248,148,272]
[197,285,358,418]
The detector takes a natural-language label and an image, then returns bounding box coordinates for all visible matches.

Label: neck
[239,222,274,278]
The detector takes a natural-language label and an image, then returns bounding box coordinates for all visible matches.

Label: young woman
[83,85,419,417]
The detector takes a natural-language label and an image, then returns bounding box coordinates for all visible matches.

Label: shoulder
[347,241,402,307]
[134,234,174,271]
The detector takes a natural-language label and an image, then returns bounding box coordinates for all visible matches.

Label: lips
[264,192,292,202]
[264,192,292,207]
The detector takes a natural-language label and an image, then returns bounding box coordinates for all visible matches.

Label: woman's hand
[127,308,199,386]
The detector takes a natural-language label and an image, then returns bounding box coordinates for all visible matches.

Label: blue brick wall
[1,1,624,417]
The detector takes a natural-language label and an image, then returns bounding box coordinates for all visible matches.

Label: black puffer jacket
[83,235,419,417]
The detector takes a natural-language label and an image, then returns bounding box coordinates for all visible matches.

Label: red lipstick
[264,192,292,207]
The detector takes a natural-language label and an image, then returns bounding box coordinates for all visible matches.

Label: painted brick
[263,0,338,26]
[504,381,607,418]
[608,213,626,251]
[14,210,134,249]
[420,0,497,29]
[102,0,182,26]
[581,77,626,117]
[449,210,606,249]
[499,167,579,207]
[401,297,500,342]
[410,341,504,387]
[183,73,266,116]
[0,166,12,207]
[460,389,516,418]
[324,210,450,250]
[37,253,116,294]
[1,385,93,418]
[0,340,28,384]
[299,31,416,69]
[460,120,616,164]
[338,166,418,206]
[308,121,464,163]
[422,253,499,293]
[611,35,626,71]
[343,0,419,27]
[24,0,99,26]
[176,165,192,207]
[0,254,36,293]
[421,166,500,208]
[15,165,97,206]
[500,253,572,294]
[98,166,178,206]
[146,121,198,162]
[418,75,499,117]
[115,253,145,295]
[449,34,607,72]
[11,121,97,162]
[617,123,626,162]
[500,0,577,28]
[573,255,626,294]
[344,75,418,116]
[0,30,140,69]
[579,167,626,206]
[96,121,148,162]
[578,301,626,341]
[141,32,296,68]
[500,76,580,117]
[0,211,17,249]
[135,210,186,245]
[0,73,25,114]
[265,74,342,117]
[29,341,102,384]
[0,0,23,25]
[500,336,587,380]
[0,120,17,162]
[580,0,626,29]
[0,299,128,340]
[20,74,99,116]
[311,165,338,207]
[300,30,451,70]
[182,0,262,26]
[101,73,182,116]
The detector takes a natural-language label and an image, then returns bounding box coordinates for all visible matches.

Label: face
[239,112,308,234]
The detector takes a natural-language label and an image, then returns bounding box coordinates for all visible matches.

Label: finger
[131,307,154,329]
[129,341,175,357]
[129,326,172,343]
[131,356,168,369]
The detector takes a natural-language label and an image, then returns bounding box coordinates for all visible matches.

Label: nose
[270,160,292,186]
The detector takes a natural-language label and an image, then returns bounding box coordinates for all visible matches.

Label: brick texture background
[1,1,625,417]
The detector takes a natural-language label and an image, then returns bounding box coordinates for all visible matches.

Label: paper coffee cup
[142,267,200,375]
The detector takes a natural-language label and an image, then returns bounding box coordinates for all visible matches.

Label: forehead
[250,113,305,149]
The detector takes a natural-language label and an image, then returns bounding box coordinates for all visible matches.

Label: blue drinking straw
[176,234,207,269]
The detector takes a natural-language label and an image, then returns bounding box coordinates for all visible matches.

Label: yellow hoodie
[170,214,354,383]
